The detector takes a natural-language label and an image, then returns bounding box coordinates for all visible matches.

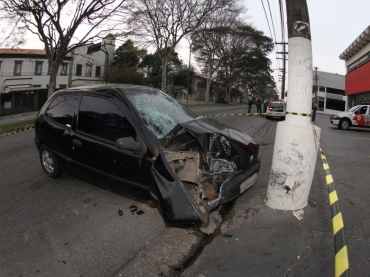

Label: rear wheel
[339,119,350,130]
[39,145,63,178]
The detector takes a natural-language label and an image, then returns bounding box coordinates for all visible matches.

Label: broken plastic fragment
[208,158,237,175]
[130,205,138,213]
[219,136,232,156]
[199,210,222,235]
[293,209,304,220]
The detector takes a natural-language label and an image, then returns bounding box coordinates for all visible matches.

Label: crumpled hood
[162,116,259,174]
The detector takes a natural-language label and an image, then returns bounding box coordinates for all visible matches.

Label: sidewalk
[182,121,334,276]
[114,118,335,276]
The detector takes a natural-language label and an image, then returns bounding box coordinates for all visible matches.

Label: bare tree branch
[121,0,236,93]
[0,0,126,96]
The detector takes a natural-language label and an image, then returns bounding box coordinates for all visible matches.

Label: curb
[114,228,205,277]
[0,125,35,138]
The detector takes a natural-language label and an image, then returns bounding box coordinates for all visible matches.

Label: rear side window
[77,95,136,142]
[45,94,79,127]
[270,102,284,108]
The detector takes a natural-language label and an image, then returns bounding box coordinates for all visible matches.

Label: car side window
[45,94,79,127]
[77,95,136,142]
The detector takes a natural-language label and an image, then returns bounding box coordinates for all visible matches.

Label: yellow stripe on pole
[332,212,344,235]
[326,174,334,185]
[329,191,338,205]
[335,246,349,277]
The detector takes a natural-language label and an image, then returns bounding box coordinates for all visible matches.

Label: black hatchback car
[35,84,260,230]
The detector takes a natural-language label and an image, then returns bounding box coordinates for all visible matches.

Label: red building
[339,25,370,107]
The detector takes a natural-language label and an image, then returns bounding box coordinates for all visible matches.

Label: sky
[20,0,370,96]
[178,0,370,96]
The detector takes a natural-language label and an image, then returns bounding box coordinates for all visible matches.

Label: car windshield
[125,90,197,138]
[270,102,284,108]
[347,106,360,112]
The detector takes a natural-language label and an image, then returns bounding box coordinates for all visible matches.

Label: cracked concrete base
[114,228,204,277]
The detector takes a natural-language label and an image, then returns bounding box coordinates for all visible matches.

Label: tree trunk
[47,66,58,98]
[205,72,212,104]
[161,55,167,93]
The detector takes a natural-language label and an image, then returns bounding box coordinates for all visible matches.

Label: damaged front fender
[151,151,206,226]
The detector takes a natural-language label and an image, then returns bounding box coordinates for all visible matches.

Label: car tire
[339,119,350,130]
[39,145,63,178]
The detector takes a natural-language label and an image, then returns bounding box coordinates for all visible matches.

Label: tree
[139,48,182,88]
[121,0,235,93]
[111,39,146,67]
[215,24,273,101]
[0,0,125,97]
[191,4,244,104]
[108,39,146,84]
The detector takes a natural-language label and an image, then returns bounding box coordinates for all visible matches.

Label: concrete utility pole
[266,0,321,210]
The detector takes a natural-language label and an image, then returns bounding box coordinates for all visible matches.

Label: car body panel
[266,101,286,118]
[330,105,370,129]
[35,84,260,229]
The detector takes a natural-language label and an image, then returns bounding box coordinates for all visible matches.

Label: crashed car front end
[124,90,260,232]
[152,117,260,231]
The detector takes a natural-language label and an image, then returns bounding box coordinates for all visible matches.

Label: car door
[42,92,80,171]
[353,106,368,126]
[365,106,370,126]
[71,94,152,200]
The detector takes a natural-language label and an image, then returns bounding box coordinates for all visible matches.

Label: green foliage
[139,49,188,89]
[108,39,147,85]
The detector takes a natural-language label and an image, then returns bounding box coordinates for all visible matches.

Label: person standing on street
[263,99,269,114]
[312,100,317,121]
[247,95,253,114]
[256,97,262,116]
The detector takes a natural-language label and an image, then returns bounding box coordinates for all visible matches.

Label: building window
[76,64,82,76]
[86,64,92,77]
[95,66,101,77]
[59,84,67,89]
[61,63,68,75]
[14,61,22,75]
[35,61,43,75]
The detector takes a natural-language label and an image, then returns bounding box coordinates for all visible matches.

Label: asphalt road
[1,106,368,276]
[314,114,370,275]
[0,105,264,277]
[0,126,165,277]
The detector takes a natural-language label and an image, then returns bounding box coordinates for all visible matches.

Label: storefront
[314,71,346,114]
[340,25,370,107]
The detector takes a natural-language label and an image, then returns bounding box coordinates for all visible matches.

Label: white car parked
[330,105,370,130]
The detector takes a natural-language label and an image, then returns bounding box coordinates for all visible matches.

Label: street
[0,105,369,276]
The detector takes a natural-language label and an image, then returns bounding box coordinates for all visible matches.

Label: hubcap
[42,150,54,173]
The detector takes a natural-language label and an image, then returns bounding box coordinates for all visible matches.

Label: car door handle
[73,139,82,147]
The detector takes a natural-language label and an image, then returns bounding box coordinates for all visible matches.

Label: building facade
[0,38,115,116]
[314,70,346,114]
[340,25,370,107]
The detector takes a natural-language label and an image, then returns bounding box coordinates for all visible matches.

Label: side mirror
[116,137,142,151]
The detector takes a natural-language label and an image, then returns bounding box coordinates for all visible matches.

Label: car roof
[269,101,284,104]
[57,84,160,95]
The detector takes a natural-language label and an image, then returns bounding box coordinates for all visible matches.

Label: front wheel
[339,119,350,130]
[39,145,63,178]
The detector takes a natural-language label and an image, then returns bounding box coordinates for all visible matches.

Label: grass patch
[0,119,35,132]
[259,191,268,202]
